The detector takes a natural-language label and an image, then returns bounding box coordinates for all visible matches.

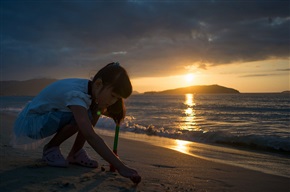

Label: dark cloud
[1,0,289,80]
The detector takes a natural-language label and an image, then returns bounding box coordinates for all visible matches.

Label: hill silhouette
[281,91,290,94]
[0,79,57,96]
[144,85,240,94]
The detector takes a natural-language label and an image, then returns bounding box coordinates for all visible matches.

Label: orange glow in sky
[131,59,289,93]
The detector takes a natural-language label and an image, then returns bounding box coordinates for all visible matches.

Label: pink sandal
[42,147,68,167]
[67,149,98,168]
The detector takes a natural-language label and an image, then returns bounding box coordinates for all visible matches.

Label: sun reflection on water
[181,94,197,130]
[185,93,195,107]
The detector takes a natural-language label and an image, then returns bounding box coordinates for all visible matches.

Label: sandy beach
[0,113,289,192]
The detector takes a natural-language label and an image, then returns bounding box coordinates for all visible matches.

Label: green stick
[110,124,120,172]
[113,124,120,154]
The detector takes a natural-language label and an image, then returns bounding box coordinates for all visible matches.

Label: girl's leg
[42,124,79,167]
[67,131,98,168]
[44,123,78,151]
[68,131,86,156]
[44,122,88,155]
[43,122,97,168]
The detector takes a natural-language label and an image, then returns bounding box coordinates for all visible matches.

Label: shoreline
[1,113,289,191]
[96,129,290,179]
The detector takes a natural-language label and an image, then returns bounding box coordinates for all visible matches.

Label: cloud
[240,72,288,78]
[1,0,289,80]
[240,74,277,78]
[112,51,127,55]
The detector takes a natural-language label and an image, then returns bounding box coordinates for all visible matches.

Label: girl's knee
[61,123,79,133]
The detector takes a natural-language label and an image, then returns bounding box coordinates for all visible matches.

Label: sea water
[1,94,290,177]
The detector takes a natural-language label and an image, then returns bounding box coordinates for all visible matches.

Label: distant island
[281,91,290,94]
[132,91,140,95]
[144,85,240,94]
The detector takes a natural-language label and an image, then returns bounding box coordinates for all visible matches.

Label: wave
[97,116,290,154]
[0,107,23,114]
[2,106,289,154]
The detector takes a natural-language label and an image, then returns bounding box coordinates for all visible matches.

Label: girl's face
[94,86,121,110]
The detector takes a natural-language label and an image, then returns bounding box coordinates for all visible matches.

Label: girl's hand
[118,165,141,184]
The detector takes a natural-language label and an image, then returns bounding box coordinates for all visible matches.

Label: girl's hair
[105,98,125,124]
[92,62,132,98]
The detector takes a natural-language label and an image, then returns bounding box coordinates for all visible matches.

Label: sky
[1,0,289,93]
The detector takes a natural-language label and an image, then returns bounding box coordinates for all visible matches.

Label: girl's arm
[89,102,101,126]
[69,105,141,183]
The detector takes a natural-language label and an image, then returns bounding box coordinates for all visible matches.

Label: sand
[0,113,289,192]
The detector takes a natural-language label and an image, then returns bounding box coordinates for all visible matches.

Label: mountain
[144,84,240,94]
[132,91,140,95]
[281,91,290,94]
[0,79,57,96]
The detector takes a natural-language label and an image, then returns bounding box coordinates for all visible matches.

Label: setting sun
[185,73,194,83]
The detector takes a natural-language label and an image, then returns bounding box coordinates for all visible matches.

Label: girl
[13,62,141,184]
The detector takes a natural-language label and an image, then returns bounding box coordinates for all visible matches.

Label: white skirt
[12,103,75,150]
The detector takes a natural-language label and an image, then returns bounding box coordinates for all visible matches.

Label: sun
[185,73,194,83]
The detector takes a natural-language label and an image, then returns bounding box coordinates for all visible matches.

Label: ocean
[1,94,290,178]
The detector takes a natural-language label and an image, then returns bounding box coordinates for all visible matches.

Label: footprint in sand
[151,164,176,168]
[27,160,47,168]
